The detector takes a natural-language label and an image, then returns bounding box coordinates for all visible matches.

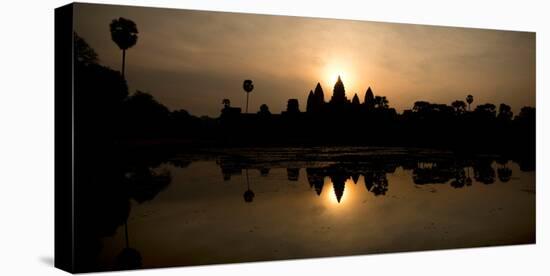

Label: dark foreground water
[93,147,535,270]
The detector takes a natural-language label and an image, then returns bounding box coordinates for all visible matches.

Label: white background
[0,0,548,275]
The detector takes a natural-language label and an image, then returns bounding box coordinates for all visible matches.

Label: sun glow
[323,61,357,98]
[328,71,347,86]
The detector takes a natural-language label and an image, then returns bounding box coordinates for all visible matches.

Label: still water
[95,147,535,269]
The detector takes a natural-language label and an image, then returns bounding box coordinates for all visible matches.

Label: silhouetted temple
[304,76,381,113]
[330,76,349,105]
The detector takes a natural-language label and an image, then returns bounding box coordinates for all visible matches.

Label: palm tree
[466,94,474,111]
[110,17,138,78]
[243,80,254,113]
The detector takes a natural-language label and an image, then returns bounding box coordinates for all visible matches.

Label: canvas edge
[55,2,76,274]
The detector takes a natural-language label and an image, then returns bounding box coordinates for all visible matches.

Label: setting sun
[328,71,346,85]
[323,61,358,98]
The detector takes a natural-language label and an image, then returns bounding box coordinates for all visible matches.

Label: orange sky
[75,3,535,117]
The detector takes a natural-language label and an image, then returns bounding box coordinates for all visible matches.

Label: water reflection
[243,169,254,203]
[217,154,527,204]
[77,148,535,272]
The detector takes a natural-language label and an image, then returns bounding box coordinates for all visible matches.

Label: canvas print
[55,2,535,273]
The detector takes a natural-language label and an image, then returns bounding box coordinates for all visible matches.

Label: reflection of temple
[306,168,324,195]
[214,154,517,204]
[330,174,348,203]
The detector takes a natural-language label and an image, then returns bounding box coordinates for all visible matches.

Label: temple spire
[364,86,375,109]
[314,82,325,104]
[330,75,348,104]
[352,93,360,105]
[306,90,315,112]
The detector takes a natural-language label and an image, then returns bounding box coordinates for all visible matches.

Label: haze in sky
[74,3,535,117]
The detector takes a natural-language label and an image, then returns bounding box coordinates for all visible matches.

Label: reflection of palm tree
[243,80,254,113]
[243,169,255,203]
[466,94,474,111]
[465,166,472,186]
[115,219,142,270]
[110,17,138,78]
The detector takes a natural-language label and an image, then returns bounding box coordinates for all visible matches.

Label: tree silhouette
[374,96,389,109]
[451,100,467,114]
[466,94,474,111]
[517,106,535,121]
[242,79,254,113]
[109,17,138,79]
[497,103,513,121]
[258,104,271,116]
[74,32,98,65]
[222,98,231,108]
[413,101,430,113]
[474,103,497,119]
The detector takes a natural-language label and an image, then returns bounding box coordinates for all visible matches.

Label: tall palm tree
[243,80,254,113]
[466,94,474,111]
[110,17,138,78]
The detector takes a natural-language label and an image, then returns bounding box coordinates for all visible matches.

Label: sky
[74,3,535,117]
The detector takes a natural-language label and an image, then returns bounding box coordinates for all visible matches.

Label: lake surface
[91,147,535,270]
